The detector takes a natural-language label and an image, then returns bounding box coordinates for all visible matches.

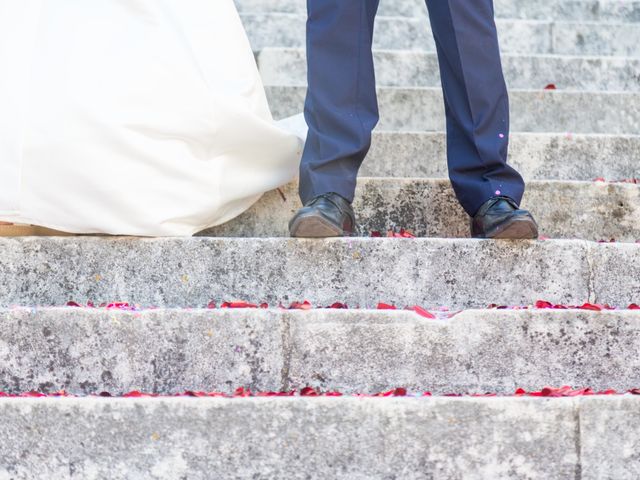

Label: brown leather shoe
[289,193,356,238]
[471,196,538,239]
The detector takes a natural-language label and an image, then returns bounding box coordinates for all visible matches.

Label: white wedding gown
[0,0,303,236]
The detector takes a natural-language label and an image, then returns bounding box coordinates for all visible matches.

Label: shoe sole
[479,216,539,240]
[289,213,345,238]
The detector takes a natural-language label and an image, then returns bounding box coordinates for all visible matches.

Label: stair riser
[2,309,640,395]
[259,49,640,92]
[203,179,640,241]
[0,238,637,309]
[236,0,640,23]
[363,132,640,181]
[0,397,636,479]
[242,14,640,57]
[267,86,640,134]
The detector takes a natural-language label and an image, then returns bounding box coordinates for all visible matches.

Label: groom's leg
[425,0,525,217]
[299,0,380,205]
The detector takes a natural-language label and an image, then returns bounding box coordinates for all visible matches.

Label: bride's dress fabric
[0,0,303,236]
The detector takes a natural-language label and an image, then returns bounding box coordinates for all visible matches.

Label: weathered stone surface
[553,22,640,57]
[267,86,640,134]
[580,397,640,479]
[0,237,594,309]
[0,397,580,479]
[3,308,640,395]
[0,308,284,395]
[286,309,640,394]
[202,178,640,241]
[259,48,640,91]
[362,132,640,182]
[241,13,640,56]
[236,0,640,23]
[496,0,640,23]
[590,242,640,305]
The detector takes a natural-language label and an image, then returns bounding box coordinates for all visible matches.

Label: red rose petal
[123,391,156,398]
[256,391,295,397]
[300,387,319,397]
[598,389,618,395]
[375,388,407,397]
[182,391,207,397]
[579,303,602,311]
[377,303,397,310]
[323,392,344,397]
[398,229,416,238]
[289,301,313,310]
[386,229,416,238]
[328,302,348,309]
[106,302,135,310]
[22,391,47,398]
[544,83,557,90]
[234,387,251,397]
[408,306,436,319]
[535,300,554,309]
[221,301,258,309]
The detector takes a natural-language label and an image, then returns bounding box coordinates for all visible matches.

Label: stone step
[267,86,640,134]
[0,237,637,309]
[236,0,640,23]
[259,48,640,92]
[241,13,640,57]
[363,132,640,181]
[0,396,636,479]
[3,307,640,395]
[202,178,640,242]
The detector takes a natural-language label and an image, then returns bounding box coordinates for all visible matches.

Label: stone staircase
[0,0,639,478]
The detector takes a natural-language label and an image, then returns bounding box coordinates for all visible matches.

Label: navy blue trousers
[300,0,525,216]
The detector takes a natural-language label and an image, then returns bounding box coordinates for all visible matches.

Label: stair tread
[0,306,638,395]
[0,237,637,309]
[0,395,636,479]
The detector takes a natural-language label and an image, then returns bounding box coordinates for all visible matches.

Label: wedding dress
[0,0,303,236]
